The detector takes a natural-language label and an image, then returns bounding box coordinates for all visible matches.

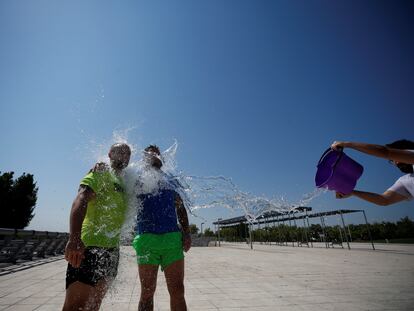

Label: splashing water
[175,175,327,223]
[154,156,327,223]
[160,139,179,174]
[88,132,327,235]
[85,131,328,302]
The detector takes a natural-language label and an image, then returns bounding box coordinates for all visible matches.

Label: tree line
[215,217,414,243]
[0,171,38,229]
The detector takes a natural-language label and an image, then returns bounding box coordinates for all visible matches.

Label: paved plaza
[1,243,413,311]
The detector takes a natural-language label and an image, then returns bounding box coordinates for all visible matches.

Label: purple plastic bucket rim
[315,147,364,194]
[315,148,344,188]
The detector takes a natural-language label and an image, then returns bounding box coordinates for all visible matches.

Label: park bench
[14,239,40,261]
[0,229,69,266]
[0,240,26,264]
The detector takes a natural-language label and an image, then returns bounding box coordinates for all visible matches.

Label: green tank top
[80,170,127,248]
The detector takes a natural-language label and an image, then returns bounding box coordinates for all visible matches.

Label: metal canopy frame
[213,208,375,251]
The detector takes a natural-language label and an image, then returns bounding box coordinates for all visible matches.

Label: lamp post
[200,222,204,236]
[217,218,222,247]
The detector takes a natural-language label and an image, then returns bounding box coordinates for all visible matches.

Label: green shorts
[132,231,184,271]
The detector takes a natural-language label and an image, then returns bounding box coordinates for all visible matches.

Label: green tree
[309,224,323,241]
[383,222,397,239]
[203,228,215,237]
[396,217,414,239]
[189,224,199,235]
[0,171,38,229]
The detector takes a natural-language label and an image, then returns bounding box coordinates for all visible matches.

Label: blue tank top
[135,188,180,234]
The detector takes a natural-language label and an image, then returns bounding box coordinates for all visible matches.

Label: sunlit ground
[1,243,414,310]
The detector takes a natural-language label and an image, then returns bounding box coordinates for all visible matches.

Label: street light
[200,222,205,236]
[217,218,222,247]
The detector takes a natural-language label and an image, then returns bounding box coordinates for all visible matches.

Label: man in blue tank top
[132,145,191,311]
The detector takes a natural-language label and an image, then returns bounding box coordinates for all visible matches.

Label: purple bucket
[315,148,364,194]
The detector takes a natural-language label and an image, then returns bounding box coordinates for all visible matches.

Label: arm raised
[331,141,414,164]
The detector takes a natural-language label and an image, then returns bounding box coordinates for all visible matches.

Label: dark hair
[144,145,161,155]
[385,139,414,150]
[110,143,131,154]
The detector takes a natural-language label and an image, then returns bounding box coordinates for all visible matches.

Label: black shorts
[66,247,120,289]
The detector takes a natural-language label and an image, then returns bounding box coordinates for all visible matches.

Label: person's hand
[89,162,109,173]
[331,141,347,151]
[65,237,85,268]
[182,233,191,252]
[336,192,352,199]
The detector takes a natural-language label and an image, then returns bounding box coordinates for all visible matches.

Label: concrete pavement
[1,243,413,310]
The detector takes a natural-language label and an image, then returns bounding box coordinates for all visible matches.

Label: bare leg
[138,264,159,311]
[62,279,109,311]
[164,259,187,311]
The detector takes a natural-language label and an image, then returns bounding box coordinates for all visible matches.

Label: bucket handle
[317,147,344,168]
[317,148,331,166]
[332,148,344,170]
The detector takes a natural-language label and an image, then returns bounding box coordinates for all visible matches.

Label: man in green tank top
[62,143,131,311]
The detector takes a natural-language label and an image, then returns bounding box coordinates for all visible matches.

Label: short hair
[385,139,414,150]
[144,145,161,155]
[110,143,131,154]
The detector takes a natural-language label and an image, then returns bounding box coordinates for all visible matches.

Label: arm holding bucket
[331,141,414,164]
[336,190,408,206]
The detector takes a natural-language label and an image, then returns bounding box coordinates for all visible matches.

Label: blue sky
[0,1,413,232]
